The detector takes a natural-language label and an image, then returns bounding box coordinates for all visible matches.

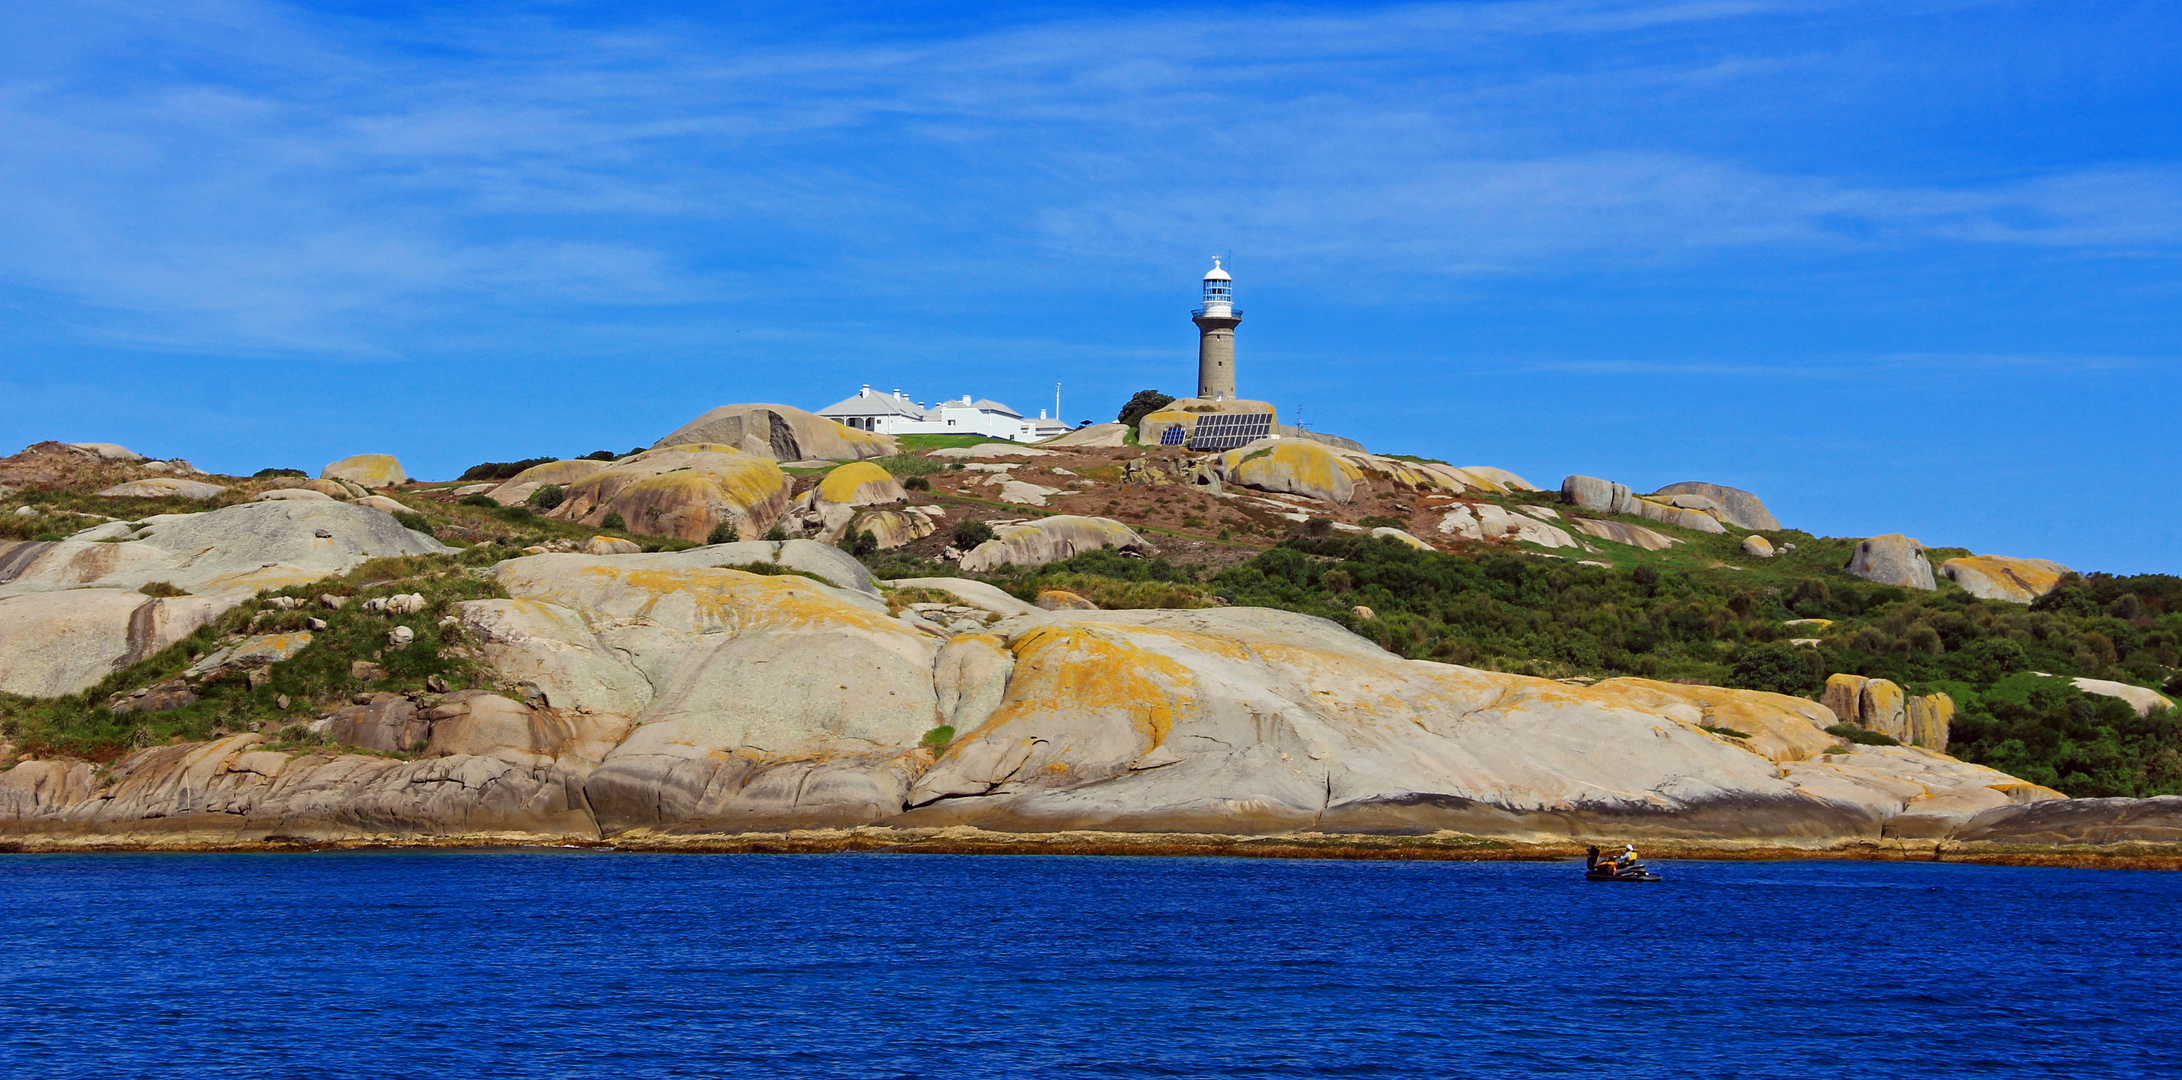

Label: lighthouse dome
[1203,258,1231,282]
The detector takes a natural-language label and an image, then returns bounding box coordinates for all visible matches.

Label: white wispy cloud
[0,0,2171,356]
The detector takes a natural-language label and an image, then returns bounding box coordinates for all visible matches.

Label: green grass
[0,553,507,760]
[892,433,1017,450]
[875,452,948,478]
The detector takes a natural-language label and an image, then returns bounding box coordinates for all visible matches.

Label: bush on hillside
[1116,390,1176,428]
[527,484,565,510]
[1727,643,1824,695]
[457,457,555,482]
[951,520,994,548]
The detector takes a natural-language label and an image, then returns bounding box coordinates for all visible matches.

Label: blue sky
[2,0,2177,571]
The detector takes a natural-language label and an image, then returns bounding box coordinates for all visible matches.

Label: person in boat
[1586,845,1602,870]
[1615,844,1639,869]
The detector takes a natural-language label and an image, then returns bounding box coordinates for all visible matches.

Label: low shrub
[527,484,565,510]
[844,529,879,557]
[601,511,626,531]
[764,523,789,542]
[1826,723,1900,746]
[457,457,555,482]
[952,519,995,548]
[876,453,946,478]
[708,521,740,545]
[251,467,307,479]
[458,494,498,509]
[137,581,188,597]
[921,725,956,753]
[392,511,432,534]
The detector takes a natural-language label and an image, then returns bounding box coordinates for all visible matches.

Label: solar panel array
[1158,425,1186,446]
[1186,413,1275,451]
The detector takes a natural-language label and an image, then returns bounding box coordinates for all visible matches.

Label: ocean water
[0,852,2172,1078]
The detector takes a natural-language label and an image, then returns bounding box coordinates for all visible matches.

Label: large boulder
[1042,424,1129,448]
[1278,426,1367,453]
[958,516,1157,573]
[653,403,895,462]
[1940,555,2072,604]
[1215,439,1362,504]
[1651,482,1781,531]
[485,459,608,506]
[1956,796,2182,845]
[0,590,230,698]
[1845,534,1936,590]
[1,501,445,599]
[467,552,944,830]
[96,478,226,500]
[2070,678,2174,717]
[548,445,790,543]
[899,608,2024,838]
[0,502,447,697]
[1561,475,1634,514]
[1458,467,1538,492]
[68,442,146,462]
[0,735,600,841]
[1568,518,1677,551]
[782,462,909,542]
[1435,503,1578,549]
[1630,497,1726,534]
[321,454,407,487]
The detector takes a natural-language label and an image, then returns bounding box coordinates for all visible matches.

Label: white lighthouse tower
[1192,258,1240,401]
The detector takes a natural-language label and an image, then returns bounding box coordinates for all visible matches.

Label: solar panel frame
[1185,413,1274,451]
[1159,425,1185,445]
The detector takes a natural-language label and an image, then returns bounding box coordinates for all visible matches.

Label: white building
[816,385,1069,443]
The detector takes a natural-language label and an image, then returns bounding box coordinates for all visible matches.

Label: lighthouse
[1192,258,1241,401]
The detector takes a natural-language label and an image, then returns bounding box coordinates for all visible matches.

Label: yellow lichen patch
[1593,677,1836,762]
[546,563,908,639]
[505,459,608,487]
[983,625,1197,750]
[816,461,902,506]
[556,448,789,542]
[1220,440,1363,503]
[1941,555,2070,603]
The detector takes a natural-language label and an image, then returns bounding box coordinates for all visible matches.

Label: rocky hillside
[0,417,2175,852]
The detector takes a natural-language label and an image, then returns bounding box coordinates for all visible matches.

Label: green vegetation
[251,467,307,478]
[458,457,556,482]
[707,521,740,544]
[875,452,947,478]
[893,433,1013,451]
[946,534,2178,798]
[921,725,956,753]
[1827,723,1900,746]
[137,581,189,598]
[458,494,498,509]
[0,552,507,760]
[1116,390,1175,428]
[601,511,626,531]
[527,484,565,510]
[951,519,994,548]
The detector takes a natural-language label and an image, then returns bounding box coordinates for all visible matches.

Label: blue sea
[0,852,2172,1078]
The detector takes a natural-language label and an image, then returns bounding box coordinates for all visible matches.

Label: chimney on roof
[860,384,870,397]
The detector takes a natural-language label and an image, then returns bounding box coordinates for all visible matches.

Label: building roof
[817,386,928,419]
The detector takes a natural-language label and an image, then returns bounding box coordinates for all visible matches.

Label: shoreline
[5,827,2182,870]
